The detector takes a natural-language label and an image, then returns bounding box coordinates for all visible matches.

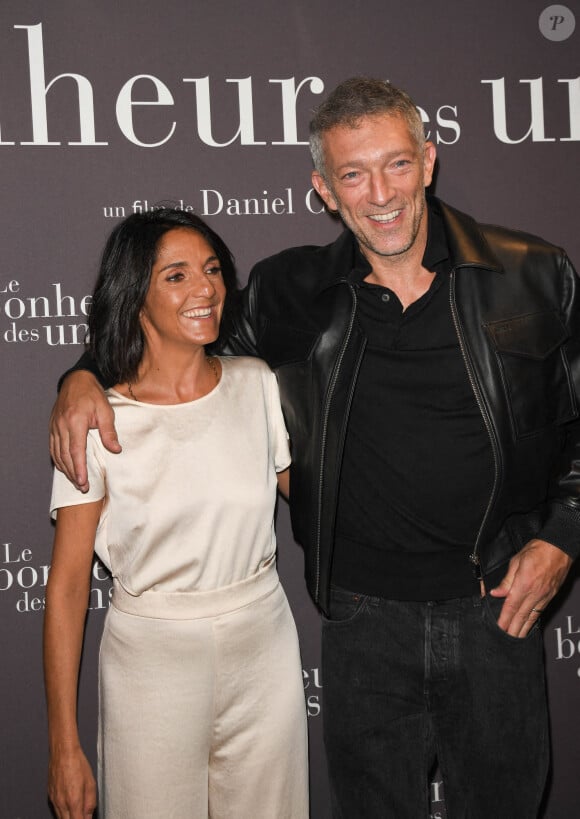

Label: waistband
[112,556,278,620]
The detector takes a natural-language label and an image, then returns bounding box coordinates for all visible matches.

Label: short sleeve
[265,369,291,473]
[50,432,106,518]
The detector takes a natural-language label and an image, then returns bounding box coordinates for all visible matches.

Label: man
[52,78,579,817]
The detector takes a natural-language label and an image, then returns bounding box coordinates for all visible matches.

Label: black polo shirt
[332,200,494,600]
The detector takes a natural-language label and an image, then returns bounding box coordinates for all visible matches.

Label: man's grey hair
[309,77,426,178]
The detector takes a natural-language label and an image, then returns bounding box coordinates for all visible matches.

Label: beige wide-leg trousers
[98,560,309,818]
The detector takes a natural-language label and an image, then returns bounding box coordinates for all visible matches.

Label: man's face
[312,113,436,268]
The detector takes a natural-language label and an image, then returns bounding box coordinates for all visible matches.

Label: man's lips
[367,209,402,224]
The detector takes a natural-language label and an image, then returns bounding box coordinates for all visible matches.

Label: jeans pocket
[322,585,369,625]
[482,594,540,643]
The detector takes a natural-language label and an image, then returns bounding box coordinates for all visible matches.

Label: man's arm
[492,252,580,636]
[50,353,120,492]
[491,427,580,637]
[220,274,262,357]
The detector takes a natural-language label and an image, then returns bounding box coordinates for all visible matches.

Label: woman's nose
[190,273,214,297]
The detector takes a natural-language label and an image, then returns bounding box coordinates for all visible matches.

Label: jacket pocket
[485,311,577,438]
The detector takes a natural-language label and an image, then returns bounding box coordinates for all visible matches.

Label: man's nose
[368,172,394,206]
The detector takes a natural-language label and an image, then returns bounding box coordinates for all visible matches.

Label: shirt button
[381,293,390,302]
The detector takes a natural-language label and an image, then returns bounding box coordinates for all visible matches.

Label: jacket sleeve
[57,350,107,391]
[537,252,580,559]
[220,263,264,357]
[538,418,580,559]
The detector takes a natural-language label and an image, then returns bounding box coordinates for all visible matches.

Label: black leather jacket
[228,198,580,614]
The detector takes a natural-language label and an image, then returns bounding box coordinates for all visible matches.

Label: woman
[44,208,309,819]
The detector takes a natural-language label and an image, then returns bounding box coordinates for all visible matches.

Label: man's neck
[361,224,433,310]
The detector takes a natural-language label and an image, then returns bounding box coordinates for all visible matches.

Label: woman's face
[140,227,226,351]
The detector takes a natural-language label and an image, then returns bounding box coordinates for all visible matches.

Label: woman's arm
[276,467,290,500]
[44,500,103,819]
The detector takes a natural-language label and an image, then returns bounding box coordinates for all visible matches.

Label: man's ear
[423,141,437,188]
[311,170,338,213]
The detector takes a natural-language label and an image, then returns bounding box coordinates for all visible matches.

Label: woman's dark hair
[88,207,238,385]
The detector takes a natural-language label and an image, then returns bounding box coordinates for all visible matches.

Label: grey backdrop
[1,2,579,817]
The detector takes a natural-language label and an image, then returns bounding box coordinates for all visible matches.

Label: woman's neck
[119,347,221,405]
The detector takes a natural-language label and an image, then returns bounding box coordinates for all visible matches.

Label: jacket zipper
[314,283,359,602]
[449,270,501,579]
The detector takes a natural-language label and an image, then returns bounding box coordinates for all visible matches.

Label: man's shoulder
[437,197,568,272]
[479,222,571,282]
[440,198,564,257]
[479,221,564,258]
[249,230,355,284]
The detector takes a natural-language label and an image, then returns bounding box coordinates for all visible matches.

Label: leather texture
[226,198,580,614]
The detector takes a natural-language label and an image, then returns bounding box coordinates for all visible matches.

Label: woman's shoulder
[221,355,273,378]
[220,356,277,401]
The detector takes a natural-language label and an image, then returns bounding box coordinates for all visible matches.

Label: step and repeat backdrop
[1,1,579,817]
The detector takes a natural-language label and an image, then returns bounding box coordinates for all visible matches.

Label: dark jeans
[322,586,549,819]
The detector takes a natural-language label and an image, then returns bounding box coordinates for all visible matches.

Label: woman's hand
[49,370,121,492]
[48,746,97,818]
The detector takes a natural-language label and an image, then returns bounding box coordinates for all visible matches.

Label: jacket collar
[436,198,504,273]
[312,227,361,295]
[314,196,503,296]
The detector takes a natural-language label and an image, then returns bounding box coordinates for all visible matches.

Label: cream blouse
[50,357,291,595]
